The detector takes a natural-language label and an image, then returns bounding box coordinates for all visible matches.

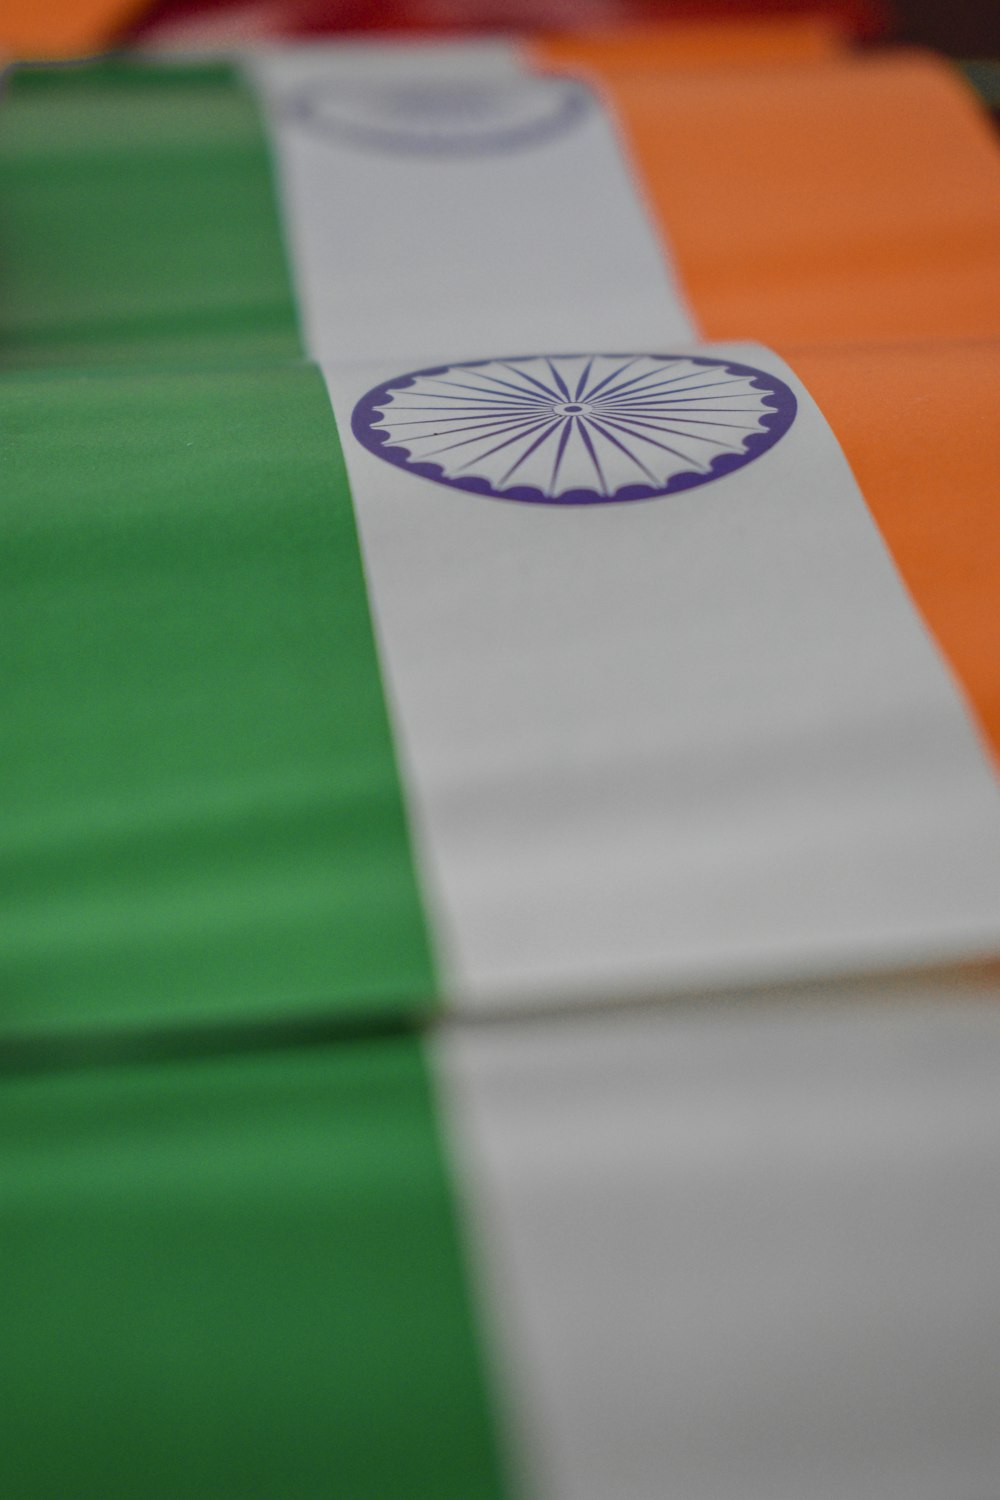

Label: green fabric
[0,62,301,371]
[2,360,435,1035]
[0,1035,506,1500]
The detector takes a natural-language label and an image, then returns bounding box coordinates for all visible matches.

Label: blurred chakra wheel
[285,75,591,155]
[351,353,798,505]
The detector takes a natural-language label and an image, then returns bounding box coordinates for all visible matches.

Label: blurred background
[2,0,999,64]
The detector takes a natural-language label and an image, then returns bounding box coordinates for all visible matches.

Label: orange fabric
[783,340,1000,769]
[527,44,1000,347]
[0,0,152,57]
[533,17,847,73]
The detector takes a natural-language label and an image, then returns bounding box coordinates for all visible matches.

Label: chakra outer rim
[350,353,799,506]
[283,77,593,157]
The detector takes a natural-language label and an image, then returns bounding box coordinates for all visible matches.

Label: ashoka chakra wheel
[351,353,797,505]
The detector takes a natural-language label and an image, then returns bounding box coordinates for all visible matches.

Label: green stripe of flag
[0,62,439,1034]
[2,352,436,1034]
[0,62,301,371]
[0,1034,507,1500]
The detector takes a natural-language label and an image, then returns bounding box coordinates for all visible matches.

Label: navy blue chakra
[351,353,797,505]
[285,75,591,156]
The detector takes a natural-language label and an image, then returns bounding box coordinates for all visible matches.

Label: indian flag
[3,32,1000,1499]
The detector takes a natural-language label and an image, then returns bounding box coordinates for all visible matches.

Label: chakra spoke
[497,361,565,401]
[546,359,573,402]
[446,416,560,466]
[498,419,565,485]
[579,357,645,402]
[584,360,709,404]
[397,385,550,407]
[595,372,747,405]
[599,413,747,452]
[573,358,595,401]
[595,405,759,429]
[592,415,712,470]
[378,407,548,422]
[576,418,609,494]
[404,413,548,452]
[644,393,770,406]
[549,415,576,493]
[584,417,661,486]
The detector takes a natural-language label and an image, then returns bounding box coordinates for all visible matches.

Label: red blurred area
[132,0,891,45]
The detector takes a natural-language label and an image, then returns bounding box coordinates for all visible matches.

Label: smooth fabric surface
[0,1034,507,1500]
[2,360,434,1035]
[0,63,300,370]
[439,984,1000,1500]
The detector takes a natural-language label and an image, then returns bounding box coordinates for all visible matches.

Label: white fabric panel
[437,985,1000,1500]
[250,43,695,362]
[258,41,1000,1008]
[320,344,1000,1008]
